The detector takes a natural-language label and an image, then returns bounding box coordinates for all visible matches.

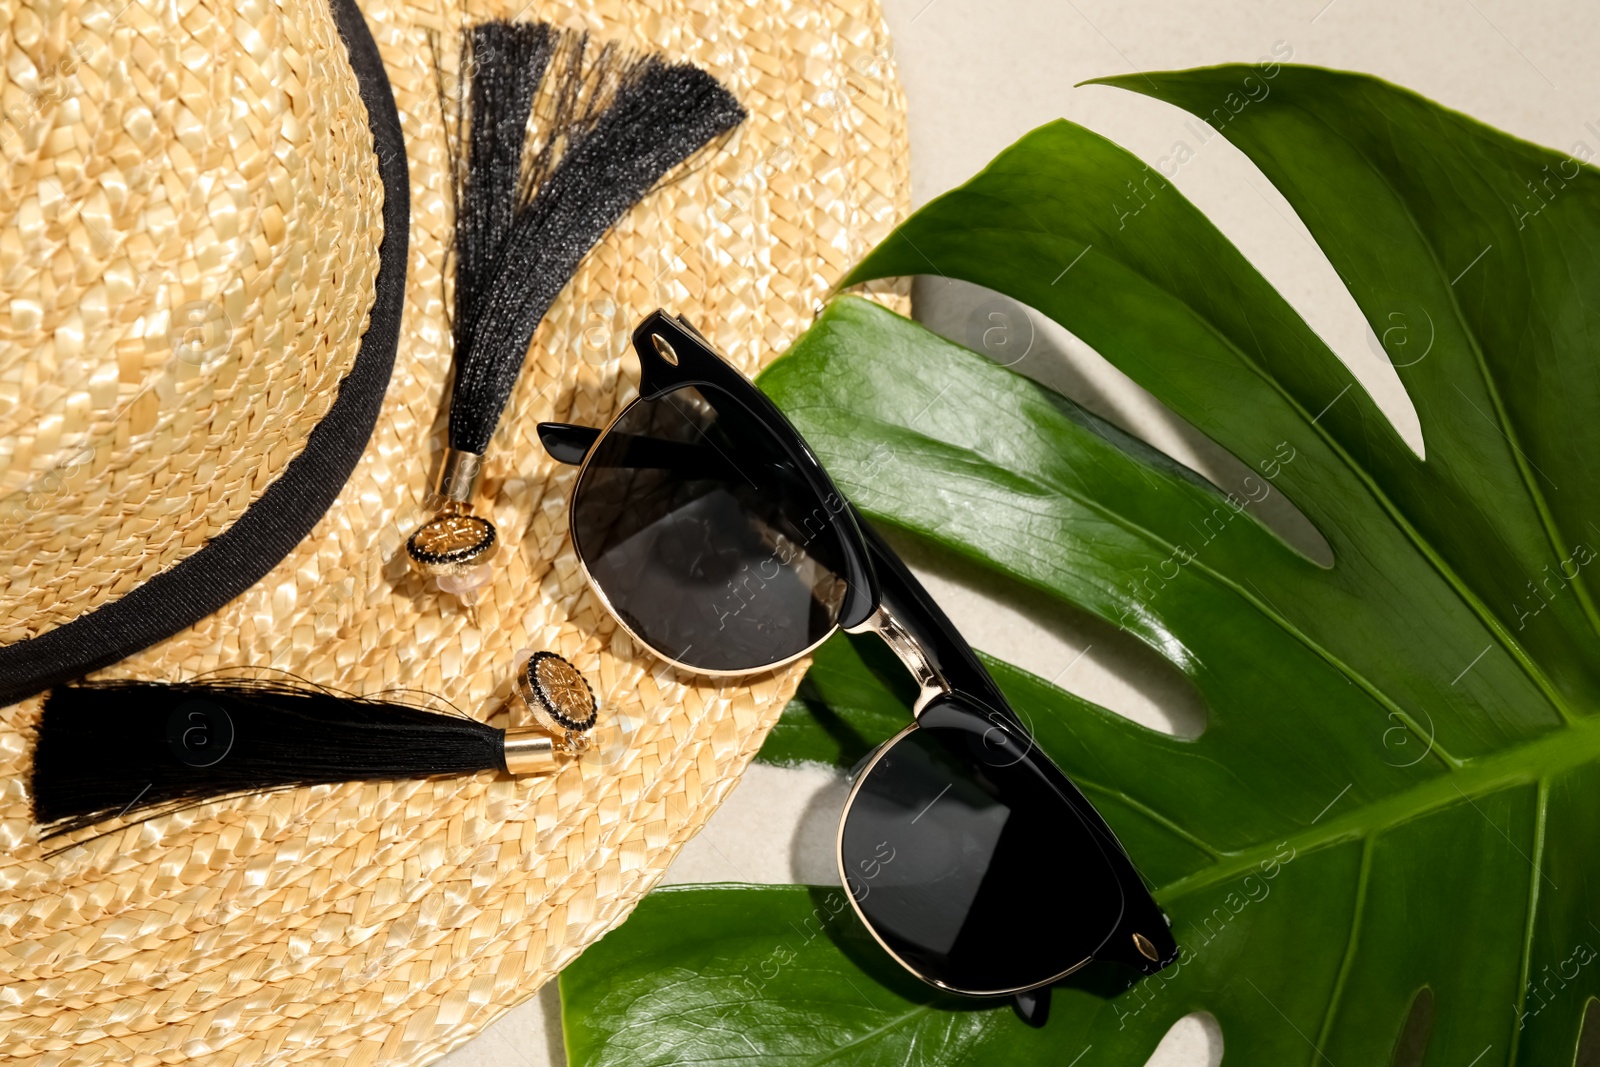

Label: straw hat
[0,0,907,1059]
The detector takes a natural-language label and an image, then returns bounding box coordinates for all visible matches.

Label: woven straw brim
[0,0,909,1062]
[0,0,385,642]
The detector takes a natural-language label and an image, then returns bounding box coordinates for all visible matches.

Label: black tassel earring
[405,20,746,592]
[32,651,598,838]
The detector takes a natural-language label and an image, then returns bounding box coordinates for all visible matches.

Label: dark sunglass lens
[571,385,849,672]
[840,698,1127,994]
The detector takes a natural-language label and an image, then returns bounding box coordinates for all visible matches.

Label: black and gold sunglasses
[539,310,1178,1025]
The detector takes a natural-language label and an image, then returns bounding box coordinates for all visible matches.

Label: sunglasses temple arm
[538,422,822,498]
[536,421,739,477]
[538,422,602,465]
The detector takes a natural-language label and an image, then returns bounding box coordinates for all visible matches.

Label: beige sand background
[444,0,1600,1063]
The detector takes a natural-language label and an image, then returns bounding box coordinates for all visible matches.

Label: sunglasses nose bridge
[843,602,947,715]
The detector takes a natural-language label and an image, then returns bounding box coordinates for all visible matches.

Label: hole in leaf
[1150,1011,1223,1066]
[1017,100,1427,462]
[914,278,1335,568]
[1391,986,1434,1067]
[1578,997,1600,1067]
[882,525,1208,738]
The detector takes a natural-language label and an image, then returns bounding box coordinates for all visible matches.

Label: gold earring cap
[436,448,484,504]
[503,728,559,776]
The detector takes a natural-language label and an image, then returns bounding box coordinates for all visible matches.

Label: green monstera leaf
[561,65,1600,1065]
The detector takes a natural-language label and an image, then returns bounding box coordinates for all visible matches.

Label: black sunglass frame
[538,310,1178,1024]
